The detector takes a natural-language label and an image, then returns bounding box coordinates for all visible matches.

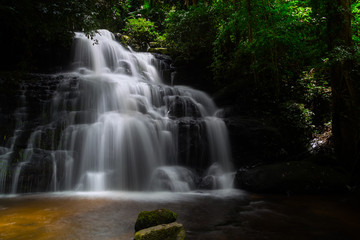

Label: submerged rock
[134,222,186,240]
[135,209,178,232]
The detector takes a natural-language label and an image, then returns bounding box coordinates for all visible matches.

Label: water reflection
[0,191,359,240]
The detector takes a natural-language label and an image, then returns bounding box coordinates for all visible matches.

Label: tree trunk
[327,0,360,176]
[245,0,258,84]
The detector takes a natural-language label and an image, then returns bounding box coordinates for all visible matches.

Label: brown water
[0,190,359,240]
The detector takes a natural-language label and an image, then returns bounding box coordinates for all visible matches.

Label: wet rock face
[176,119,209,169]
[150,166,200,192]
[0,75,22,146]
[198,175,217,190]
[135,209,178,232]
[166,96,202,119]
[151,53,175,85]
[10,75,70,149]
[12,149,54,193]
[134,209,185,240]
[0,74,72,193]
[134,222,186,240]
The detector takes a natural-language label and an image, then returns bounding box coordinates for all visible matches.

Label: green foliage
[124,18,160,50]
[95,0,132,32]
[352,1,360,63]
[212,7,250,84]
[353,1,360,45]
[0,0,99,70]
[299,70,331,130]
[213,0,316,98]
[0,0,135,70]
[282,102,313,129]
[159,1,334,149]
[165,3,225,61]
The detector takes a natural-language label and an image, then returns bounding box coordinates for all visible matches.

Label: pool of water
[0,190,359,240]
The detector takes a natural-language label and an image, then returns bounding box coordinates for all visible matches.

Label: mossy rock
[149,42,159,48]
[148,48,169,55]
[120,35,131,45]
[134,222,186,240]
[135,209,178,232]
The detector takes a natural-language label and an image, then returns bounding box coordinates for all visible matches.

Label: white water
[0,83,28,193]
[5,29,234,193]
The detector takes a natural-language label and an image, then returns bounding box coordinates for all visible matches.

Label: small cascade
[150,166,198,192]
[200,163,235,190]
[0,83,28,193]
[2,29,234,193]
[0,147,11,191]
[11,162,26,194]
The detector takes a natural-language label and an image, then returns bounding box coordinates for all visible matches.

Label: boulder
[134,222,185,240]
[198,175,216,190]
[236,160,350,194]
[135,209,178,232]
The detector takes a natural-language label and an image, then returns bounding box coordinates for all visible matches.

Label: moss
[120,35,131,45]
[149,42,159,48]
[134,222,185,240]
[148,48,169,55]
[135,209,178,232]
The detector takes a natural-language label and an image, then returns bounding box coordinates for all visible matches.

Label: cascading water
[2,29,234,193]
[0,83,28,193]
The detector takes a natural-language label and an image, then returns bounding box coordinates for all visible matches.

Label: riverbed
[0,190,359,240]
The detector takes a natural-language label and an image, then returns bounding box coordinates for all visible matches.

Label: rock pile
[134,209,185,240]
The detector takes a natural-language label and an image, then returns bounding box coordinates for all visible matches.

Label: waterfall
[0,83,28,193]
[2,29,234,193]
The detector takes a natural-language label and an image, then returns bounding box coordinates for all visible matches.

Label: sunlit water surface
[0,190,359,240]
